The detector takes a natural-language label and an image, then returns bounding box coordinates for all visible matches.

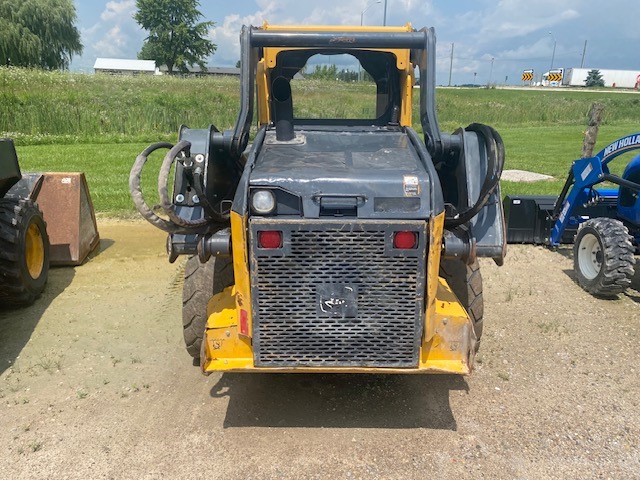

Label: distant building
[93,59,297,79]
[159,65,240,76]
[93,58,159,75]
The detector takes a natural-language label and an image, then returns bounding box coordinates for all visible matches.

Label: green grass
[0,68,240,144]
[3,67,640,214]
[3,67,640,144]
[15,142,165,214]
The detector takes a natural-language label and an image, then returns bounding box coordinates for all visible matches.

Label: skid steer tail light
[393,231,418,249]
[239,309,249,336]
[258,230,282,249]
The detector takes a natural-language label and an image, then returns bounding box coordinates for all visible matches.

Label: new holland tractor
[0,138,50,307]
[131,24,506,374]
[505,132,640,297]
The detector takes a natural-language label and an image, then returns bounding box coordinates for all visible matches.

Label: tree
[307,64,338,80]
[585,69,605,87]
[0,0,82,69]
[134,0,216,74]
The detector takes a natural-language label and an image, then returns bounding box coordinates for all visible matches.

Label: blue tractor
[505,132,640,296]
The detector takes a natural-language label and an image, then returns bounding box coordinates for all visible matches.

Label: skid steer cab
[131,24,506,375]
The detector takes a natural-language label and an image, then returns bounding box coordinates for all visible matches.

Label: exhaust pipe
[272,76,294,141]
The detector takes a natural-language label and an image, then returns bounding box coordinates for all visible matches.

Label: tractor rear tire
[182,255,234,359]
[0,198,50,307]
[573,218,635,297]
[439,258,484,351]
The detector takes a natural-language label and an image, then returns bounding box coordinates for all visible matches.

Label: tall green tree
[0,0,82,69]
[585,69,605,87]
[134,0,216,74]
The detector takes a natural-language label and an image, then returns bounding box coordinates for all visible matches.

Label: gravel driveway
[1,221,638,479]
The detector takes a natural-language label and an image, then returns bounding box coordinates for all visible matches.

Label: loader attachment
[503,194,620,245]
[6,172,100,265]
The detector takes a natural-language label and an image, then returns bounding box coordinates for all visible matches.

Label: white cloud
[100,0,136,22]
[93,25,128,57]
[73,0,143,70]
[71,0,640,83]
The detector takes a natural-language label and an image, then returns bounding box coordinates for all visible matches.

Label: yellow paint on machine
[201,212,475,375]
[201,278,473,374]
[230,211,252,336]
[256,59,271,126]
[256,22,416,128]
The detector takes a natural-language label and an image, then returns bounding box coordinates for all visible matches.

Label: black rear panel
[0,139,21,198]
[249,218,427,368]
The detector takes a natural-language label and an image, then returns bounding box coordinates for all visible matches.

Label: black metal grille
[249,219,426,368]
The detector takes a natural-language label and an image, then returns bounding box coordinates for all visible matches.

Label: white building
[93,58,160,75]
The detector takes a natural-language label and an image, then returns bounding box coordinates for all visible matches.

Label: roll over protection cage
[130,25,506,265]
[224,26,457,162]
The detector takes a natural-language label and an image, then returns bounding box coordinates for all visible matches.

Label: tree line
[0,0,82,69]
[0,0,216,74]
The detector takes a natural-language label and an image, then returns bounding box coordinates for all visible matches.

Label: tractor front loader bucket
[503,195,618,245]
[7,172,100,266]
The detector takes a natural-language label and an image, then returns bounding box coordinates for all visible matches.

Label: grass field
[2,67,639,214]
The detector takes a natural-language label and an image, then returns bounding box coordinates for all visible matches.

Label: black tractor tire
[573,218,635,297]
[0,198,50,307]
[182,255,234,359]
[439,258,484,351]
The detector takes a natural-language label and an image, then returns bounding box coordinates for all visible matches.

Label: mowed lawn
[15,142,169,215]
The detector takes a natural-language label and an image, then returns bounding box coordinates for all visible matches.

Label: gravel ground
[501,169,554,182]
[0,220,639,479]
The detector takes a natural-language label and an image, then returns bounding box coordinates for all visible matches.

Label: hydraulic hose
[445,123,505,227]
[157,140,212,229]
[192,167,231,223]
[129,142,186,233]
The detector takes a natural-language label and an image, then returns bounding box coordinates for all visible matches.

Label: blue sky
[73,0,640,85]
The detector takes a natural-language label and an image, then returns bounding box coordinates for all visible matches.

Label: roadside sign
[522,69,533,81]
[548,70,563,82]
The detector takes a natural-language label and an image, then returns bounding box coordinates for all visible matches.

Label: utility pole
[488,57,494,86]
[549,32,556,70]
[359,0,381,81]
[580,40,587,68]
[448,43,454,86]
[383,0,387,26]
[473,72,477,86]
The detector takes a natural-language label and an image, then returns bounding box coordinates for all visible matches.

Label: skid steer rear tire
[0,198,50,307]
[573,218,635,297]
[182,255,234,359]
[439,258,484,351]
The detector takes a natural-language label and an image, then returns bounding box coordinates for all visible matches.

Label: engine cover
[249,129,432,219]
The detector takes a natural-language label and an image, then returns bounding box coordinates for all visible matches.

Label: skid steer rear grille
[249,219,427,368]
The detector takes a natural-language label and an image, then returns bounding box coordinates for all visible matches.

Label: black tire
[439,258,484,351]
[0,198,50,307]
[182,255,234,359]
[573,218,635,297]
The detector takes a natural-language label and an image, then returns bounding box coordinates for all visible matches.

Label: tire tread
[573,218,635,296]
[439,258,484,351]
[182,256,234,358]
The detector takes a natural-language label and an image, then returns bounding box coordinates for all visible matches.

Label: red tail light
[258,230,282,249]
[393,231,418,249]
[239,309,249,336]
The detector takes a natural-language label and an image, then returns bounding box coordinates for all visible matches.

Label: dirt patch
[501,169,554,182]
[1,221,639,478]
